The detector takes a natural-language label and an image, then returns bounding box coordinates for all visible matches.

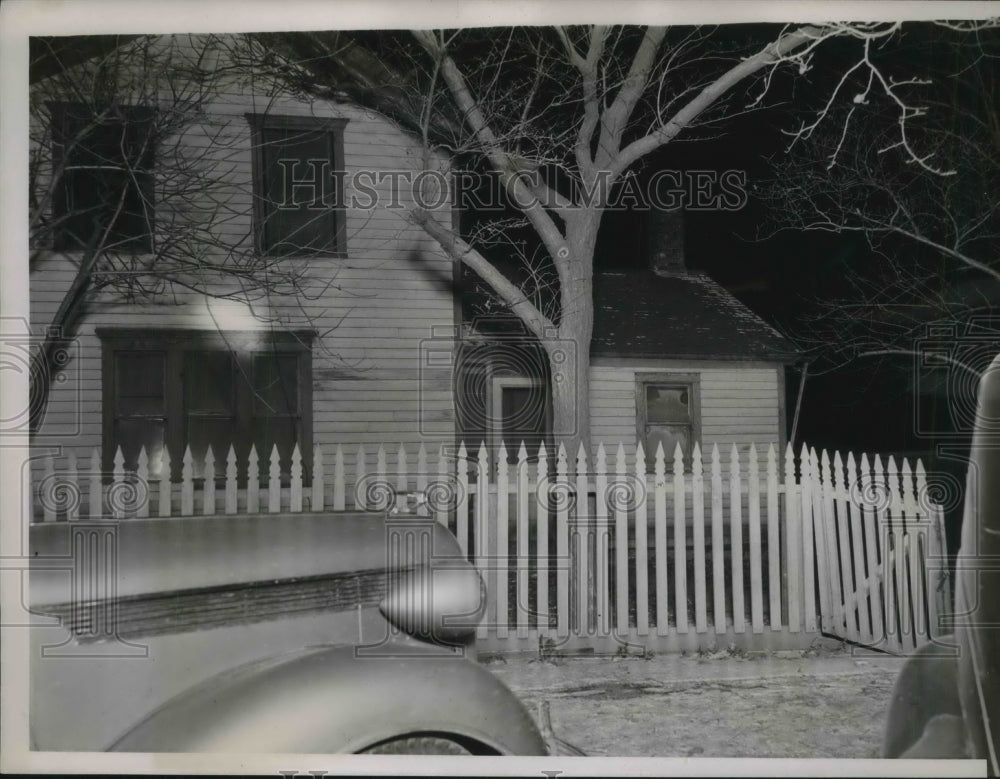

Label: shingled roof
[592,270,800,362]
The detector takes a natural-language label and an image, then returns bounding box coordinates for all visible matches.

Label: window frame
[246,113,348,258]
[98,329,315,483]
[635,372,702,464]
[49,101,157,253]
[489,374,550,461]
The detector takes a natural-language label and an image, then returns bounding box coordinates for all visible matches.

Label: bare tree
[762,22,999,380]
[29,34,330,434]
[262,22,996,453]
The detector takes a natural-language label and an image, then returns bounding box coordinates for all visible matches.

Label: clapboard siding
[590,362,784,455]
[30,35,457,476]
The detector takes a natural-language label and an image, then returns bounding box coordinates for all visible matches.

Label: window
[490,376,549,460]
[50,102,156,252]
[247,114,348,257]
[636,373,701,462]
[99,329,314,482]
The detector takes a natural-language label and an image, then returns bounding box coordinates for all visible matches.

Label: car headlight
[378,562,486,644]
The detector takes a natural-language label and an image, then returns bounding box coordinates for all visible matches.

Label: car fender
[108,641,547,755]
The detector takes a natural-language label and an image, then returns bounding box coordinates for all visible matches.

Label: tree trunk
[547,221,596,459]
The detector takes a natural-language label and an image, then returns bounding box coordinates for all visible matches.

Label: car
[882,352,999,769]
[29,507,562,755]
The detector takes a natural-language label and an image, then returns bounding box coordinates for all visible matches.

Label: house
[29,34,459,499]
[29,34,798,519]
[454,209,801,463]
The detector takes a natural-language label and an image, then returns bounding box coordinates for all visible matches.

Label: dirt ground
[484,641,908,758]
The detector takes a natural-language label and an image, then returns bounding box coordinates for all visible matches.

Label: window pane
[645,424,691,461]
[54,106,155,251]
[645,385,690,424]
[253,354,299,415]
[184,351,234,413]
[116,352,165,414]
[114,418,165,474]
[260,127,338,256]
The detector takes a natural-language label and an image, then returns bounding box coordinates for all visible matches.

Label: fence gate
[806,449,951,655]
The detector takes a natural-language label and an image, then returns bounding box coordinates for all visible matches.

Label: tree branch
[410,207,554,340]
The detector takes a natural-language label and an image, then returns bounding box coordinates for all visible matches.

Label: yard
[484,640,906,758]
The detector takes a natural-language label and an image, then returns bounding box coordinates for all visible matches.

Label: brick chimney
[647,208,685,276]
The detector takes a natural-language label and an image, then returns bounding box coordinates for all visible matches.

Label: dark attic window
[247,113,348,258]
[50,102,157,253]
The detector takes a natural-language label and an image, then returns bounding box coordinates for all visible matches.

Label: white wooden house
[30,33,797,511]
[29,34,458,494]
[455,210,800,462]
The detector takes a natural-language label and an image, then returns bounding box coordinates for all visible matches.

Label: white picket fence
[33,438,950,656]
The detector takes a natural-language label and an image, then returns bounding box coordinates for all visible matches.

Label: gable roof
[592,270,800,362]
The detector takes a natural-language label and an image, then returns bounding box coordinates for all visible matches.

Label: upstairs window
[99,329,314,482]
[637,373,701,463]
[50,102,156,252]
[247,114,348,257]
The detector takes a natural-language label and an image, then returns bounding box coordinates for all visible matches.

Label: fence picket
[158,448,172,518]
[66,451,79,522]
[496,443,509,640]
[112,447,126,519]
[181,446,194,516]
[436,444,449,527]
[634,442,649,637]
[536,443,549,632]
[901,458,920,652]
[476,444,491,641]
[416,443,429,517]
[673,443,688,634]
[729,444,745,634]
[516,442,530,638]
[595,443,610,635]
[784,444,801,633]
[268,445,281,513]
[225,446,237,514]
[377,445,387,510]
[331,444,343,511]
[41,454,56,522]
[355,445,366,512]
[556,444,570,639]
[654,443,669,636]
[576,444,591,635]
[800,445,817,633]
[203,445,216,516]
[710,444,726,635]
[314,444,326,512]
[396,443,408,502]
[614,444,629,636]
[874,455,895,652]
[888,456,910,652]
[817,449,840,635]
[692,443,707,634]
[89,449,101,519]
[917,460,949,640]
[845,452,871,644]
[247,445,259,514]
[860,453,884,646]
[456,442,469,557]
[833,451,856,642]
[767,445,781,630]
[290,444,303,512]
[748,444,763,634]
[136,448,149,519]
